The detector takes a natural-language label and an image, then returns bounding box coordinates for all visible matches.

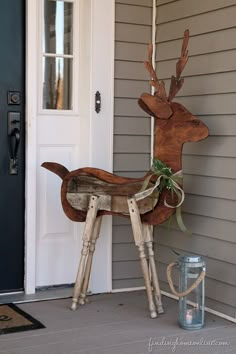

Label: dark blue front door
[0,0,25,292]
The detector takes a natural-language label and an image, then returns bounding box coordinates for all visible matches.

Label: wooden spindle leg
[79,216,102,305]
[143,224,164,314]
[71,195,99,311]
[127,197,157,319]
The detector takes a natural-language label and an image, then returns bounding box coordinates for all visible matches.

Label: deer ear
[138,98,155,117]
[139,93,173,119]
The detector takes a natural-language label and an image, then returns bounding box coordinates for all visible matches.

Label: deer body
[42,30,209,318]
[43,103,208,225]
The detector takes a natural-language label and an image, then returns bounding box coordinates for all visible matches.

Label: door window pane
[42,57,72,110]
[43,0,73,55]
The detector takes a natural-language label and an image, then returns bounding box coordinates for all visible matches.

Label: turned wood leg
[79,216,102,305]
[71,195,99,311]
[127,197,157,319]
[143,224,164,314]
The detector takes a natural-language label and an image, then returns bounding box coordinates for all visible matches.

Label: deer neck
[153,123,183,173]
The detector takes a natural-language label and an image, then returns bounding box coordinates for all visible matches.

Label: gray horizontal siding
[114,153,150,172]
[155,230,236,268]
[157,0,236,24]
[156,27,236,60]
[184,175,236,200]
[158,263,236,306]
[157,263,236,308]
[183,155,236,178]
[115,61,149,80]
[114,136,151,153]
[199,115,236,136]
[182,195,235,222]
[115,42,150,61]
[155,244,236,287]
[113,223,236,264]
[112,223,140,293]
[113,278,143,289]
[116,0,152,7]
[183,136,236,157]
[114,117,151,136]
[113,213,236,243]
[177,95,236,115]
[202,297,236,319]
[113,0,152,289]
[113,1,236,320]
[155,0,236,318]
[156,6,236,42]
[159,279,236,318]
[113,243,138,262]
[115,79,149,98]
[114,98,146,116]
[113,260,141,279]
[158,51,236,79]
[157,0,177,5]
[116,23,152,44]
[164,73,236,96]
[116,3,152,26]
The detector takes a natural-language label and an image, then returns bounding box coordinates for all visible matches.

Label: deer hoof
[157,305,164,314]
[71,301,78,311]
[78,298,85,305]
[150,310,158,319]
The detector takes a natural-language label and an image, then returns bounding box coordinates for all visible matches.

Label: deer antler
[144,44,167,101]
[138,43,173,119]
[168,29,189,102]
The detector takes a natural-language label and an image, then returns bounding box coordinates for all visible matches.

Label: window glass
[42,57,72,110]
[43,0,73,55]
[42,0,73,110]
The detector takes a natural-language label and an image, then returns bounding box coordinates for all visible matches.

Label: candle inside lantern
[185,309,193,325]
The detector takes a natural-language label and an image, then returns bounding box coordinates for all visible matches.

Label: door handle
[8,112,21,175]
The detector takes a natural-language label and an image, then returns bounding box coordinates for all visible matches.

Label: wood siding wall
[113,0,152,289]
[154,0,236,318]
[113,0,236,319]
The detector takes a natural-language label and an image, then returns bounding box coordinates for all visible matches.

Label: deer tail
[41,162,69,180]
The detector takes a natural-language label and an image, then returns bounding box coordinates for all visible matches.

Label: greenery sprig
[152,159,174,193]
[137,159,191,235]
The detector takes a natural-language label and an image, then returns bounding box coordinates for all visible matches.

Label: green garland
[136,159,191,235]
[151,159,182,194]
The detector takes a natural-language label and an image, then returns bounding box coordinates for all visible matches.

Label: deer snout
[190,118,209,141]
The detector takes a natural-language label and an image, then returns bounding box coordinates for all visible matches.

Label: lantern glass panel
[178,256,205,330]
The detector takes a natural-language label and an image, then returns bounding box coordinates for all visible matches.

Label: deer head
[138,30,209,149]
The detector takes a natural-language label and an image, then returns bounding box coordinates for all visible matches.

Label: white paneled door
[25,0,114,293]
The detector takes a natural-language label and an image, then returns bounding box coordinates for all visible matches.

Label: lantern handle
[167,262,206,298]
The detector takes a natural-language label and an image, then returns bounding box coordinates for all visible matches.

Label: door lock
[8,91,21,105]
[8,112,21,175]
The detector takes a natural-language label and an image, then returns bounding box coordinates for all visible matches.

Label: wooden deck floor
[0,291,235,353]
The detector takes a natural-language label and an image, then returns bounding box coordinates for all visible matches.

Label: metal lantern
[167,255,206,330]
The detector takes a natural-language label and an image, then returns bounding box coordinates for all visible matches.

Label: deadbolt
[8,91,21,105]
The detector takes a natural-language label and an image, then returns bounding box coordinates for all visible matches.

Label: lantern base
[178,320,204,330]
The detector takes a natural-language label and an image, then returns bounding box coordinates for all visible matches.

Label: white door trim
[25,0,115,294]
[25,0,38,294]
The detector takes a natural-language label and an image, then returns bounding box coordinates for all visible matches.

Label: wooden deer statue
[42,30,209,319]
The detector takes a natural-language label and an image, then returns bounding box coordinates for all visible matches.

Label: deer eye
[192,120,200,126]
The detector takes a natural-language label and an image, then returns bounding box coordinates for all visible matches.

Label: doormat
[0,303,45,335]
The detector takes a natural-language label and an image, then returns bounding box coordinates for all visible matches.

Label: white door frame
[25,0,115,294]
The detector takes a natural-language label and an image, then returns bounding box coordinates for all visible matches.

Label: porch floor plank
[0,291,234,354]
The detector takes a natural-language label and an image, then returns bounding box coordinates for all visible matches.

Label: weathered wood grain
[42,31,209,317]
[42,30,209,226]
